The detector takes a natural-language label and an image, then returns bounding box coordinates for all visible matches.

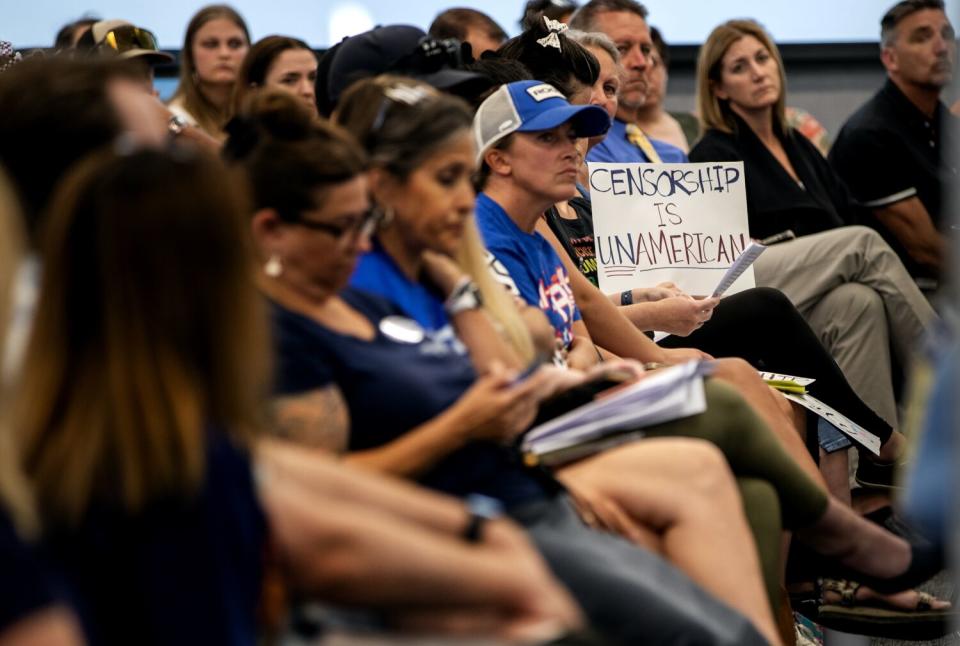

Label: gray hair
[565,29,620,64]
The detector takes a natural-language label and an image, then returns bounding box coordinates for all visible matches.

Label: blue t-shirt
[350,241,466,356]
[475,193,580,350]
[587,118,688,164]
[350,239,448,330]
[41,434,266,646]
[271,288,550,509]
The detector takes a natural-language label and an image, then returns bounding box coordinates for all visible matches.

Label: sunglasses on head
[98,26,162,55]
[393,36,467,75]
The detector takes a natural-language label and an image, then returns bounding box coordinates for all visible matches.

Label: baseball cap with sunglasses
[90,20,173,65]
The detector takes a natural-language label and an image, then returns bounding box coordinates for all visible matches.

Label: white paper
[522,361,710,456]
[782,392,881,455]
[712,242,766,297]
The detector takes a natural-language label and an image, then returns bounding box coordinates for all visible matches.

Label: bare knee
[680,440,738,497]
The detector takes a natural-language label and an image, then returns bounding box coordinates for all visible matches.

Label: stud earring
[264,254,283,278]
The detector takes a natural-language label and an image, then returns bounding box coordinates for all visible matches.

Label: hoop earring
[264,254,283,278]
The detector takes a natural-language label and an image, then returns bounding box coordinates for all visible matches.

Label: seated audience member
[334,73,960,622]
[568,0,687,164]
[429,8,507,58]
[75,20,174,90]
[16,143,583,644]
[520,0,580,30]
[689,19,937,444]
[495,21,910,497]
[0,67,576,643]
[233,89,783,645]
[830,0,956,281]
[0,58,170,246]
[319,25,490,116]
[169,4,251,140]
[0,172,84,646]
[232,36,318,116]
[634,27,696,152]
[472,78,952,631]
[54,17,98,50]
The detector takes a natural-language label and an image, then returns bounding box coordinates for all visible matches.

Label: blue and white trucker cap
[474,80,611,163]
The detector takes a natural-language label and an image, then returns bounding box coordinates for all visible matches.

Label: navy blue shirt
[41,434,266,646]
[0,510,56,633]
[271,288,550,508]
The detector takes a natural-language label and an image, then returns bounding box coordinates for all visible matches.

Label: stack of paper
[521,361,711,460]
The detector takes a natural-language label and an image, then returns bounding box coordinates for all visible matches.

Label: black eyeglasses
[293,207,383,241]
[98,26,162,55]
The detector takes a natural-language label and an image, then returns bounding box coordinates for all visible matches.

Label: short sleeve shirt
[830,79,957,228]
[588,118,689,164]
[475,194,581,350]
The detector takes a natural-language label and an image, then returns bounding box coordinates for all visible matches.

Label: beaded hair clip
[0,41,22,74]
[536,16,568,51]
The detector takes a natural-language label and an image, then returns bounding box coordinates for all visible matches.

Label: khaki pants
[754,226,936,429]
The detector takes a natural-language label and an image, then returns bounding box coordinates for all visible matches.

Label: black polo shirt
[829,79,957,275]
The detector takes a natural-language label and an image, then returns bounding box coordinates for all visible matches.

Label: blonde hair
[457,221,536,363]
[171,5,251,138]
[696,19,787,135]
[0,169,38,537]
[15,148,267,527]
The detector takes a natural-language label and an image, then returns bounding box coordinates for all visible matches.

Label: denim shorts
[818,417,853,453]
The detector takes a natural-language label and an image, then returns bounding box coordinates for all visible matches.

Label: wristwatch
[462,494,504,543]
[620,289,634,306]
[167,114,188,138]
[444,278,483,317]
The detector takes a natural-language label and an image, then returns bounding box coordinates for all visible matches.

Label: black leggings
[660,287,893,445]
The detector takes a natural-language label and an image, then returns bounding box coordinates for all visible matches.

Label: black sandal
[814,578,952,641]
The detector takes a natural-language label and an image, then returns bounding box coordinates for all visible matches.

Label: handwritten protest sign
[588,161,754,297]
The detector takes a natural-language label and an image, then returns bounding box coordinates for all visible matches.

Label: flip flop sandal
[815,578,953,641]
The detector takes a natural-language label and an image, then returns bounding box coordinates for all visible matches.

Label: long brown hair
[696,19,788,136]
[15,147,268,527]
[171,4,251,137]
[0,168,38,537]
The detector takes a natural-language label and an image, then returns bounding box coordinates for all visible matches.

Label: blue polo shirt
[587,118,688,164]
[475,193,581,350]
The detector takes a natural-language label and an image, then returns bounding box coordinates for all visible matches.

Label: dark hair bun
[223,90,314,160]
